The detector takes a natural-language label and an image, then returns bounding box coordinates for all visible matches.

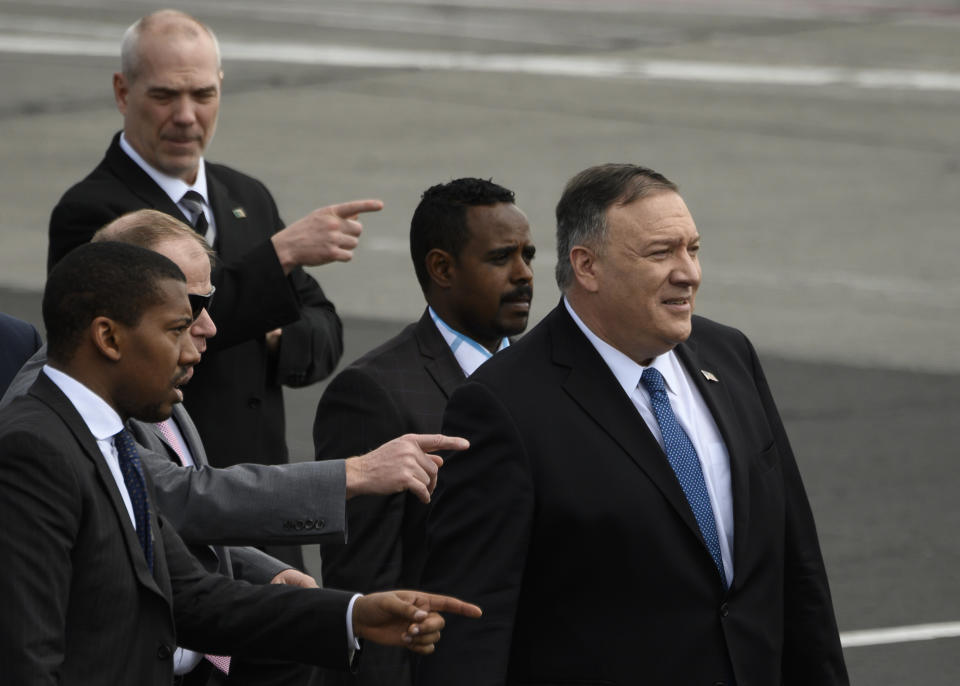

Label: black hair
[410,177,516,292]
[43,241,186,362]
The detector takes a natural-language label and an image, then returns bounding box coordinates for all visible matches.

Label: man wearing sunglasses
[2,209,459,686]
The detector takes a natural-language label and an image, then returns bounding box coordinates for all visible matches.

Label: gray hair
[120,10,222,82]
[554,163,678,291]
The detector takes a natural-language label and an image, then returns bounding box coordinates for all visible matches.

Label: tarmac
[1,0,959,682]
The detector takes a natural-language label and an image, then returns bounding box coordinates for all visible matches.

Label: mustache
[172,367,193,387]
[501,285,533,303]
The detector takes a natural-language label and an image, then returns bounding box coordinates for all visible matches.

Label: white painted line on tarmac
[2,34,960,93]
[840,621,960,648]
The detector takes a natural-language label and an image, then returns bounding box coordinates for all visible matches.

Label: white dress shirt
[119,134,216,245]
[42,366,136,528]
[428,307,509,378]
[563,298,735,586]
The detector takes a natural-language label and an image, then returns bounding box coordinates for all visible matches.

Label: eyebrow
[147,85,218,97]
[484,243,536,258]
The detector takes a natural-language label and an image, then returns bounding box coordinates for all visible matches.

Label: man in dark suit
[313,178,534,685]
[0,241,481,685]
[2,209,459,685]
[418,164,848,686]
[46,10,382,567]
[0,312,42,394]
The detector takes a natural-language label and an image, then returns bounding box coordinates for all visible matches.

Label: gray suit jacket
[0,346,347,574]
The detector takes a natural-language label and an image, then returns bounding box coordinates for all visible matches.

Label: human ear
[569,245,600,293]
[425,249,455,289]
[90,316,123,362]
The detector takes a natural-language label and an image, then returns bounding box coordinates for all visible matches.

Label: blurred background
[2,1,958,681]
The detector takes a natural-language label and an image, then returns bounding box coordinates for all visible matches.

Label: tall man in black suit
[313,178,534,685]
[0,241,481,685]
[46,10,381,566]
[418,164,849,686]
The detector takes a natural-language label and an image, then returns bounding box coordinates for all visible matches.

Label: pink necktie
[155,419,187,465]
[154,420,231,675]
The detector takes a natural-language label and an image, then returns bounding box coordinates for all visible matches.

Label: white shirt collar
[562,297,683,397]
[42,365,124,441]
[428,307,509,378]
[119,132,209,206]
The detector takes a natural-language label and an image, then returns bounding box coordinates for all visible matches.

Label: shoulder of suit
[0,313,39,341]
[205,160,271,193]
[689,314,750,345]
[342,321,421,372]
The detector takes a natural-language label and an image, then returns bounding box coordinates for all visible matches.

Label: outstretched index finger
[330,199,384,219]
[412,434,469,453]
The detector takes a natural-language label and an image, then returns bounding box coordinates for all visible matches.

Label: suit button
[720,603,729,618]
[157,643,173,660]
[247,397,261,409]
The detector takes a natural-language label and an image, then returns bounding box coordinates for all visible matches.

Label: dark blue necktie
[113,428,154,572]
[640,367,726,587]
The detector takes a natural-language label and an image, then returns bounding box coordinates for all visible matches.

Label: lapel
[414,309,466,398]
[547,305,706,547]
[675,332,752,580]
[170,403,209,467]
[103,132,193,225]
[205,168,249,259]
[29,373,166,597]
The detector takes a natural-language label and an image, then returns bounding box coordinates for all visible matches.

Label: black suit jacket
[48,132,343,468]
[0,312,42,395]
[0,373,354,686]
[313,309,465,686]
[418,304,848,686]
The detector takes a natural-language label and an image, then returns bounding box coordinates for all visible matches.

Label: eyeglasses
[188,285,216,321]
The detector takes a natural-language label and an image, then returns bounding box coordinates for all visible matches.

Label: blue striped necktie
[640,367,726,586]
[113,429,154,573]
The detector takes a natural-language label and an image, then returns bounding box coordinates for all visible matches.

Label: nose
[190,308,217,346]
[671,250,701,287]
[171,95,196,126]
[180,324,202,367]
[511,255,534,284]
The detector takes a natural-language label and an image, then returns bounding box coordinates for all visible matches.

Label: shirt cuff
[347,593,362,652]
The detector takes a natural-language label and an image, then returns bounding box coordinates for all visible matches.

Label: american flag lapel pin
[701,369,719,383]
[232,207,247,218]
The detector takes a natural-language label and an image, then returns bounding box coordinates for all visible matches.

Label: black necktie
[113,429,154,572]
[180,190,208,236]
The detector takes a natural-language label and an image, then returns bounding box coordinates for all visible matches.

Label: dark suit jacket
[0,374,354,686]
[1,345,348,553]
[48,132,343,468]
[418,304,848,686]
[0,312,42,396]
[313,309,465,686]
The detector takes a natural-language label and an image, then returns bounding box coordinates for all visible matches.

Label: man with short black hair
[419,164,848,686]
[313,177,534,685]
[0,241,481,685]
[3,209,465,685]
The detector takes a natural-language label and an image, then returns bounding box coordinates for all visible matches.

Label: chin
[136,403,174,424]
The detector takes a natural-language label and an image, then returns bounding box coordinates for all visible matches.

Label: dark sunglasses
[188,285,216,321]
